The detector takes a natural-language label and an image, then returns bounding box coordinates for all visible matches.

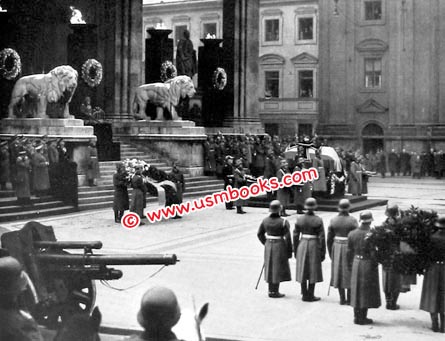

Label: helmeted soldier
[130,164,147,225]
[347,211,381,325]
[0,256,43,341]
[382,204,403,310]
[257,200,292,298]
[420,215,445,333]
[294,197,326,302]
[127,286,182,341]
[233,158,247,214]
[327,199,359,305]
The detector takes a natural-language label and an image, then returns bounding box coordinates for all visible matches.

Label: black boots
[268,283,284,298]
[431,313,445,333]
[236,206,246,214]
[385,292,400,310]
[114,210,124,223]
[301,282,320,302]
[354,308,373,325]
[339,289,350,305]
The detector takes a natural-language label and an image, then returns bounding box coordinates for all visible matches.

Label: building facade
[143,0,320,138]
[318,0,445,153]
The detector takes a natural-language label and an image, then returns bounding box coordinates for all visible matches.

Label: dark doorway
[363,138,384,154]
[265,123,279,137]
[298,123,313,137]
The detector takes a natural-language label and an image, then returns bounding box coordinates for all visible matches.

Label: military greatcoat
[16,155,31,199]
[347,225,381,309]
[294,212,326,283]
[327,212,358,289]
[420,230,445,313]
[130,174,147,218]
[257,214,292,284]
[32,152,50,191]
[113,172,129,211]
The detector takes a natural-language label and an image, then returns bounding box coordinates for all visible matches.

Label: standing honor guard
[347,211,381,325]
[327,199,358,305]
[222,155,235,210]
[382,204,403,310]
[420,215,445,333]
[130,165,147,225]
[113,162,129,223]
[257,200,292,298]
[233,158,247,214]
[294,198,326,302]
[276,159,291,216]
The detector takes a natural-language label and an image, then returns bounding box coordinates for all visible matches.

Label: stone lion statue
[8,65,78,119]
[132,75,196,120]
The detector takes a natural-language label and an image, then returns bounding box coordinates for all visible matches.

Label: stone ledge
[0,118,85,127]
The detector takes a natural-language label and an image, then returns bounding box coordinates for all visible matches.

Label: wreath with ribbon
[160,61,177,82]
[81,59,103,88]
[0,48,22,81]
[213,67,227,90]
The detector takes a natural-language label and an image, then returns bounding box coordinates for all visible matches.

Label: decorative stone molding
[356,39,388,53]
[356,98,388,114]
[291,52,318,65]
[259,54,285,66]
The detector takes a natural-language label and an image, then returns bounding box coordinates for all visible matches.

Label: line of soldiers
[257,198,445,331]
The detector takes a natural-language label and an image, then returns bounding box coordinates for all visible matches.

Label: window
[265,19,280,42]
[298,18,313,40]
[265,71,280,98]
[174,25,188,45]
[203,22,217,38]
[299,70,314,98]
[364,0,382,20]
[364,58,382,88]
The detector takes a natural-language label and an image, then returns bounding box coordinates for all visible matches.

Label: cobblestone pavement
[1,176,445,340]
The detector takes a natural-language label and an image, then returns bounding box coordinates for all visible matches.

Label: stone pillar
[222,0,262,131]
[99,0,143,119]
[67,24,98,117]
[145,29,173,83]
[198,39,225,126]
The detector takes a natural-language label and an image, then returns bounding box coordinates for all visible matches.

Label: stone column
[145,29,174,83]
[222,0,262,132]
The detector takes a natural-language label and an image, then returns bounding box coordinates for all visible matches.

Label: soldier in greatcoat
[113,162,129,223]
[222,155,235,210]
[347,211,381,325]
[293,157,306,214]
[381,204,403,310]
[47,139,59,194]
[348,157,361,196]
[169,163,185,204]
[0,256,43,341]
[294,198,326,302]
[388,149,398,177]
[276,158,291,216]
[130,165,147,225]
[233,158,247,214]
[15,150,32,206]
[0,141,10,190]
[327,199,358,305]
[420,215,445,333]
[257,200,292,298]
[31,144,50,197]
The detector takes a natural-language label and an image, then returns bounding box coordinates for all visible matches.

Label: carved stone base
[114,120,206,176]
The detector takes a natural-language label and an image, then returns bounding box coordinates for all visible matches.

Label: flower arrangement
[81,59,103,87]
[213,67,227,90]
[160,61,177,82]
[365,206,438,275]
[0,48,21,80]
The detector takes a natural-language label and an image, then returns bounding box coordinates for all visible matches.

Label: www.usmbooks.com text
[143,167,319,223]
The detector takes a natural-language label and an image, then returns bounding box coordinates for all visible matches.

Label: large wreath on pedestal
[160,61,177,82]
[0,48,22,80]
[81,59,103,88]
[213,67,227,90]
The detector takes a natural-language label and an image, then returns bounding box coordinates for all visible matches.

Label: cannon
[0,221,178,328]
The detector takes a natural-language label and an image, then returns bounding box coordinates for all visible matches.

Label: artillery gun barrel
[34,241,103,250]
[36,253,178,266]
